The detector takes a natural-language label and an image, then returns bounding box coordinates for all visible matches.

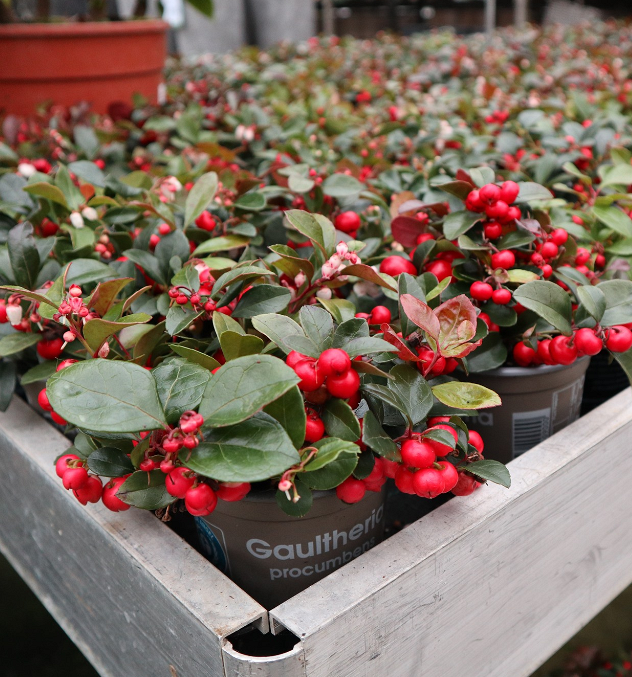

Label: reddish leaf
[434,295,481,358]
[436,181,473,200]
[456,169,476,187]
[380,325,420,362]
[391,216,427,248]
[400,294,441,339]
[341,264,397,291]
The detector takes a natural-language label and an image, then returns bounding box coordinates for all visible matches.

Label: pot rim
[0,19,168,38]
[469,355,590,379]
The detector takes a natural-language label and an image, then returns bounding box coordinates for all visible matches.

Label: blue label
[194,517,229,574]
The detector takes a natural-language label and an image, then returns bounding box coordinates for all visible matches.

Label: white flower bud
[81,207,98,222]
[17,163,36,178]
[70,212,84,229]
[6,305,23,325]
[316,287,332,300]
[294,271,306,288]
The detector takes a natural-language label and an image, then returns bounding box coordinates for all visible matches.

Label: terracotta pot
[467,357,589,464]
[0,20,168,115]
[195,488,386,609]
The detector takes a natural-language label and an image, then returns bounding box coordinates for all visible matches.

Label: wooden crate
[1,389,631,677]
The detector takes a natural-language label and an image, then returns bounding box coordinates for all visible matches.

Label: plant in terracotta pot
[375,168,632,461]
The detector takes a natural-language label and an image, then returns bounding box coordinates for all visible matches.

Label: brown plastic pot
[195,488,386,609]
[467,357,589,464]
[0,20,168,115]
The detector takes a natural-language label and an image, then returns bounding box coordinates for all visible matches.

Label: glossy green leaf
[464,460,511,488]
[512,280,573,335]
[322,398,361,442]
[263,385,306,449]
[152,358,210,424]
[117,470,175,510]
[184,172,218,227]
[87,447,135,477]
[432,382,501,410]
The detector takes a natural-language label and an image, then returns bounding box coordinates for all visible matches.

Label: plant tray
[1,390,631,676]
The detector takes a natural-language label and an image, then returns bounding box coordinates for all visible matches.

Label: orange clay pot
[0,20,167,115]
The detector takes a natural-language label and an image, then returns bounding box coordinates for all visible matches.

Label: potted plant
[0,0,213,115]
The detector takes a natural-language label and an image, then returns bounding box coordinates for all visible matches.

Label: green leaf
[343,336,396,358]
[20,360,58,385]
[284,210,333,255]
[184,172,218,227]
[47,360,167,433]
[469,167,495,187]
[235,192,267,212]
[322,398,361,442]
[464,460,511,488]
[506,269,540,284]
[432,382,501,409]
[263,385,306,449]
[192,235,250,256]
[276,476,313,517]
[0,333,41,357]
[322,173,364,198]
[361,410,401,461]
[465,332,508,373]
[67,161,106,188]
[83,314,152,353]
[185,413,300,481]
[299,305,334,351]
[117,470,175,510]
[23,182,69,208]
[65,259,115,285]
[170,345,220,371]
[388,363,433,426]
[341,263,398,291]
[576,285,606,323]
[303,438,360,472]
[592,206,632,238]
[0,284,58,311]
[514,182,554,204]
[8,223,40,290]
[599,163,632,188]
[317,298,357,324]
[303,445,359,489]
[220,331,264,361]
[599,280,632,326]
[442,211,481,240]
[251,313,304,354]
[152,358,210,424]
[198,354,300,427]
[211,265,275,297]
[165,305,203,336]
[87,447,135,477]
[512,280,573,335]
[231,285,291,318]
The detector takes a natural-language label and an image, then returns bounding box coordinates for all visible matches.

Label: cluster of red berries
[465,181,521,223]
[164,468,250,516]
[393,421,484,499]
[287,348,361,401]
[158,411,205,467]
[335,456,389,504]
[513,325,632,367]
[55,453,103,505]
[355,305,392,326]
[167,274,233,318]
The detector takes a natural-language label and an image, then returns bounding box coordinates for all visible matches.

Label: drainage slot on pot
[226,626,300,657]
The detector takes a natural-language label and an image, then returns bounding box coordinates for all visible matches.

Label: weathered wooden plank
[271,389,632,677]
[0,397,267,677]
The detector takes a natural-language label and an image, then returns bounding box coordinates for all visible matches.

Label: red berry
[163,437,182,454]
[541,264,553,279]
[400,439,436,469]
[551,229,568,246]
[51,412,67,425]
[468,430,484,452]
[427,416,450,426]
[295,359,325,392]
[369,305,391,325]
[363,457,385,484]
[470,281,493,301]
[286,350,307,368]
[62,466,89,491]
[605,325,632,353]
[574,328,603,356]
[326,368,360,399]
[139,458,156,472]
[37,388,53,411]
[380,255,417,277]
[486,200,509,220]
[480,184,502,202]
[305,413,325,443]
[513,341,537,367]
[416,348,446,378]
[335,211,361,233]
[492,288,512,305]
[55,453,80,478]
[425,259,452,282]
[149,234,160,248]
[165,467,195,498]
[595,254,606,268]
[537,339,555,365]
[195,211,216,231]
[484,222,503,239]
[336,476,366,504]
[491,250,515,269]
[478,311,499,332]
[318,348,351,378]
[436,461,459,492]
[507,206,522,221]
[500,181,520,204]
[216,482,250,502]
[37,338,64,360]
[158,223,171,235]
[57,359,77,371]
[412,468,445,498]
[549,335,578,365]
[575,248,591,265]
[185,483,218,516]
[0,301,7,323]
[394,466,416,494]
[381,458,399,479]
[451,472,481,496]
[73,476,103,505]
[540,241,559,259]
[102,477,131,512]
